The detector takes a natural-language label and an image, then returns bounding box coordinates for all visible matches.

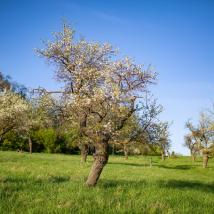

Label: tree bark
[161,152,165,161]
[167,151,170,159]
[203,154,209,168]
[81,144,89,163]
[191,154,196,162]
[86,141,109,187]
[149,157,152,168]
[28,136,32,154]
[190,149,196,162]
[124,145,129,160]
[112,144,115,155]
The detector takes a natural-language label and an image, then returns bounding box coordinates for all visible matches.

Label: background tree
[184,134,199,161]
[60,118,91,163]
[0,71,27,96]
[198,113,214,168]
[147,121,170,161]
[0,72,11,92]
[21,93,56,154]
[111,114,141,160]
[185,113,214,168]
[111,96,163,159]
[184,120,200,161]
[0,92,29,142]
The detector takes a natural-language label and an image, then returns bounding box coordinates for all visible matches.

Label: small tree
[184,134,199,161]
[0,92,29,142]
[0,72,11,92]
[0,72,30,150]
[198,113,214,168]
[111,115,141,160]
[17,93,56,154]
[185,114,214,168]
[111,97,163,159]
[153,122,171,161]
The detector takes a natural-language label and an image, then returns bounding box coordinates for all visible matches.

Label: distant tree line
[0,71,168,157]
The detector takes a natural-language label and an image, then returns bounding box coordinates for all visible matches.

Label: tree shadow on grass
[100,179,147,188]
[158,179,214,193]
[157,164,194,170]
[2,175,70,185]
[48,176,70,183]
[99,179,214,193]
[108,162,148,167]
[87,158,159,166]
[108,159,159,167]
[0,175,71,199]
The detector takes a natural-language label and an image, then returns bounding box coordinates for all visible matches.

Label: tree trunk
[191,154,196,162]
[190,150,196,162]
[124,145,129,160]
[203,154,209,168]
[112,144,115,155]
[161,152,165,161]
[149,157,152,168]
[86,141,109,187]
[81,144,89,163]
[167,150,170,159]
[28,136,32,154]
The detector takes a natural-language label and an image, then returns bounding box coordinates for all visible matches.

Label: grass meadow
[0,151,214,213]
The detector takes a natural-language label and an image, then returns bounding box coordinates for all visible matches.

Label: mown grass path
[0,151,214,213]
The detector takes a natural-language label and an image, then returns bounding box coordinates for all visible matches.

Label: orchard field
[0,151,213,214]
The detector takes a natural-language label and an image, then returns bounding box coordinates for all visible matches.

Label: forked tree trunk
[28,136,32,154]
[203,154,209,168]
[124,145,129,160]
[81,144,89,163]
[86,141,109,187]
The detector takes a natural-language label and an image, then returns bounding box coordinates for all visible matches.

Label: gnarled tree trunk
[86,141,109,187]
[28,136,32,154]
[203,154,209,168]
[81,144,89,163]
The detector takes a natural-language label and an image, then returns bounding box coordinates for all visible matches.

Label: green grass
[0,151,214,214]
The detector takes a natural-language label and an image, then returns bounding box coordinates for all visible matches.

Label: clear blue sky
[1,0,214,154]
